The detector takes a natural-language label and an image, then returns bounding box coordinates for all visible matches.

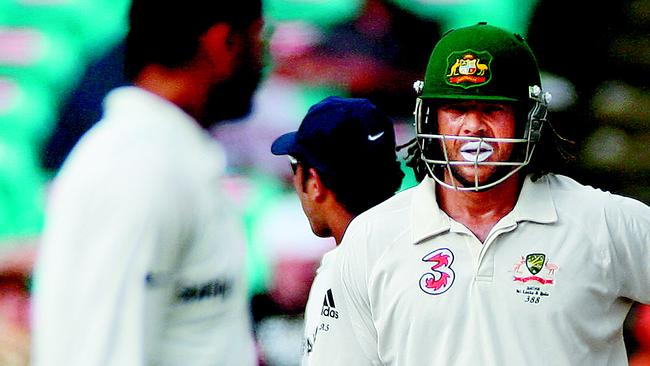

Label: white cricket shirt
[32,87,256,366]
[338,174,650,365]
[301,245,375,366]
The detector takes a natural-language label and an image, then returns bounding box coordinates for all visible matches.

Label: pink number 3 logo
[419,248,455,295]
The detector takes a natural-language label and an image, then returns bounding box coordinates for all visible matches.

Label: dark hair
[524,115,575,181]
[300,160,404,216]
[125,0,262,80]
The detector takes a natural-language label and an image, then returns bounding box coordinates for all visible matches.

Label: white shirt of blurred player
[32,87,256,366]
[301,245,376,366]
[338,174,650,365]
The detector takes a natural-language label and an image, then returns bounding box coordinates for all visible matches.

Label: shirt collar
[103,86,226,173]
[510,174,558,224]
[411,177,450,245]
[104,86,201,135]
[410,174,558,245]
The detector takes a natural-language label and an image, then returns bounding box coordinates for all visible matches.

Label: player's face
[203,18,264,125]
[436,100,516,187]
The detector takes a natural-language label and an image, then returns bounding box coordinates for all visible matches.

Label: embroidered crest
[445,49,492,88]
[511,253,559,304]
[512,253,558,285]
[419,248,455,295]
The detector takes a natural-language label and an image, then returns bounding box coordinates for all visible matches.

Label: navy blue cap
[271,96,401,178]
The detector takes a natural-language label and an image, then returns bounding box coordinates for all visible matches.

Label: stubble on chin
[447,164,511,189]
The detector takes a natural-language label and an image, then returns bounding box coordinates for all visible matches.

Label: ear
[199,23,239,80]
[305,167,328,203]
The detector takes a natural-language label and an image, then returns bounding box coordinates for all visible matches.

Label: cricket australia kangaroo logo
[445,49,493,88]
[512,253,558,285]
[419,248,455,295]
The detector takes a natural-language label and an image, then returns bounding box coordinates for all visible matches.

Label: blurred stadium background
[0,0,649,364]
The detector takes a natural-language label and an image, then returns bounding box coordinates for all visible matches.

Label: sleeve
[302,250,377,366]
[337,220,383,365]
[606,195,650,304]
[32,162,190,366]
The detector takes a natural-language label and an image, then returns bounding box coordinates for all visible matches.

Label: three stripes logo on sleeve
[321,289,339,319]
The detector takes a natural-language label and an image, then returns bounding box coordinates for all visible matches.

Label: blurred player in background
[271,96,404,365]
[334,22,650,365]
[31,1,264,365]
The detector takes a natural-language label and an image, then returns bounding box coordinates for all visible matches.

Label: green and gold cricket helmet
[421,22,540,102]
[413,22,551,191]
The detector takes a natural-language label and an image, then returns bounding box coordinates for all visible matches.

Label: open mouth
[459,141,494,162]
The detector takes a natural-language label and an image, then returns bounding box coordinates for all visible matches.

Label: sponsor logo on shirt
[303,289,338,356]
[176,278,232,303]
[321,289,339,319]
[511,253,558,304]
[419,248,456,295]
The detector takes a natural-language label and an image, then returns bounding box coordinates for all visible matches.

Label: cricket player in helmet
[331,22,650,365]
[410,22,551,191]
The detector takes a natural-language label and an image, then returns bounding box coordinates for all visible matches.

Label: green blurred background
[1,0,649,364]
